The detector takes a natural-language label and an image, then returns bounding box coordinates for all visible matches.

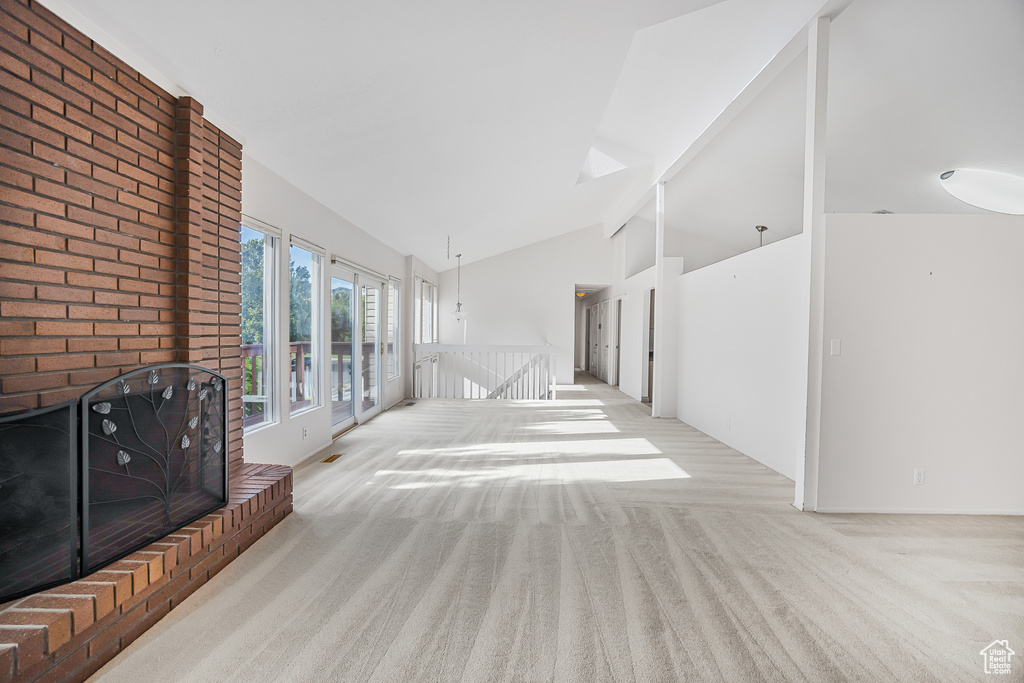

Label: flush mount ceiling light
[938,169,1024,215]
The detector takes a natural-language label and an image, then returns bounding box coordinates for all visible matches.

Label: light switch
[830,339,841,356]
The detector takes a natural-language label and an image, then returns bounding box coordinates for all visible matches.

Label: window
[289,240,322,414]
[386,279,400,379]
[414,276,438,344]
[240,223,277,432]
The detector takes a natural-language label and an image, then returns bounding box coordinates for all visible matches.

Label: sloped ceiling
[663,50,807,272]
[633,0,1024,273]
[38,0,726,270]
[38,0,1023,273]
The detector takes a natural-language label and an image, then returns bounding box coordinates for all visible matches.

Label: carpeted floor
[91,373,1024,682]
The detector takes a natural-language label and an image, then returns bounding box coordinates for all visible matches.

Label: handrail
[412,344,553,400]
[414,343,551,354]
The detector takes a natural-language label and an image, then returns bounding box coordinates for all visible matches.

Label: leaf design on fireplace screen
[82,364,227,573]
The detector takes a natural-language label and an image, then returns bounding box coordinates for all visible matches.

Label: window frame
[288,237,325,416]
[239,218,280,435]
[387,278,401,380]
[414,275,438,345]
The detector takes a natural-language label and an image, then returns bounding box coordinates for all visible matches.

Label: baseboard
[814,507,1024,515]
[291,438,335,468]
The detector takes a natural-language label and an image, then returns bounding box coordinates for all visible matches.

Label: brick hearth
[0,463,292,683]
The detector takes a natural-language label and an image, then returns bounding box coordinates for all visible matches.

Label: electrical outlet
[913,468,925,485]
[302,426,309,440]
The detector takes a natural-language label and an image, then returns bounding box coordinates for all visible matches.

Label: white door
[598,300,610,382]
[613,299,622,386]
[589,305,600,375]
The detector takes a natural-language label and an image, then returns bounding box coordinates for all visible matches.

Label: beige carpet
[92,373,1024,682]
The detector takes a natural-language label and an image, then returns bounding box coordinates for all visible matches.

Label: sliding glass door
[360,282,382,421]
[331,266,385,431]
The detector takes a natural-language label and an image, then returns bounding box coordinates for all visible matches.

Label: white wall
[617,267,656,402]
[677,234,809,480]
[623,217,655,278]
[816,213,1024,513]
[437,225,613,384]
[241,155,413,467]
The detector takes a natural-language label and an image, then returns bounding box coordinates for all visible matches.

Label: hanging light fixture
[939,169,1024,215]
[452,253,467,321]
[755,225,768,247]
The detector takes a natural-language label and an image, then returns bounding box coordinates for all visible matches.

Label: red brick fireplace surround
[0,1,291,680]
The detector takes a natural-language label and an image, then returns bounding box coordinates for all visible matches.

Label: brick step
[0,464,292,683]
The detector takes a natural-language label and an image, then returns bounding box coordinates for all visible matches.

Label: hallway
[93,374,1024,681]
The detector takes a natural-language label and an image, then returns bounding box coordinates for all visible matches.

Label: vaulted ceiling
[42,0,1024,272]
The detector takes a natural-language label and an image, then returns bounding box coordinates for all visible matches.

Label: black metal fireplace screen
[0,364,228,603]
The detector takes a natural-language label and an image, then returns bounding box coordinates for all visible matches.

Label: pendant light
[452,253,467,321]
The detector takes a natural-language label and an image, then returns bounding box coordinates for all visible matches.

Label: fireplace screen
[0,401,77,602]
[81,365,228,574]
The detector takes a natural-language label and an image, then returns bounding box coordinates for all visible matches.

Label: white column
[796,16,830,511]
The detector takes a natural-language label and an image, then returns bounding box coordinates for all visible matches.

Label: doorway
[584,307,592,373]
[645,289,655,403]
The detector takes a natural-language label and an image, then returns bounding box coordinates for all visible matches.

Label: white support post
[797,16,830,512]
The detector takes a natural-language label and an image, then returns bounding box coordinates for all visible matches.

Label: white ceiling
[824,0,1024,213]
[40,0,1023,273]
[634,0,1024,273]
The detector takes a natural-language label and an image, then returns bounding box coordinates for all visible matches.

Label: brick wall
[0,0,243,470]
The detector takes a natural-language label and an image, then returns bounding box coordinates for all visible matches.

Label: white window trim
[387,277,401,380]
[241,213,282,238]
[288,241,323,416]
[290,234,325,255]
[240,220,279,434]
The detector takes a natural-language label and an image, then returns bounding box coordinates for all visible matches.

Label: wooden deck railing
[240,341,388,428]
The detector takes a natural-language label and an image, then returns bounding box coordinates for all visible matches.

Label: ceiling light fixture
[938,169,1024,215]
[452,253,467,321]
